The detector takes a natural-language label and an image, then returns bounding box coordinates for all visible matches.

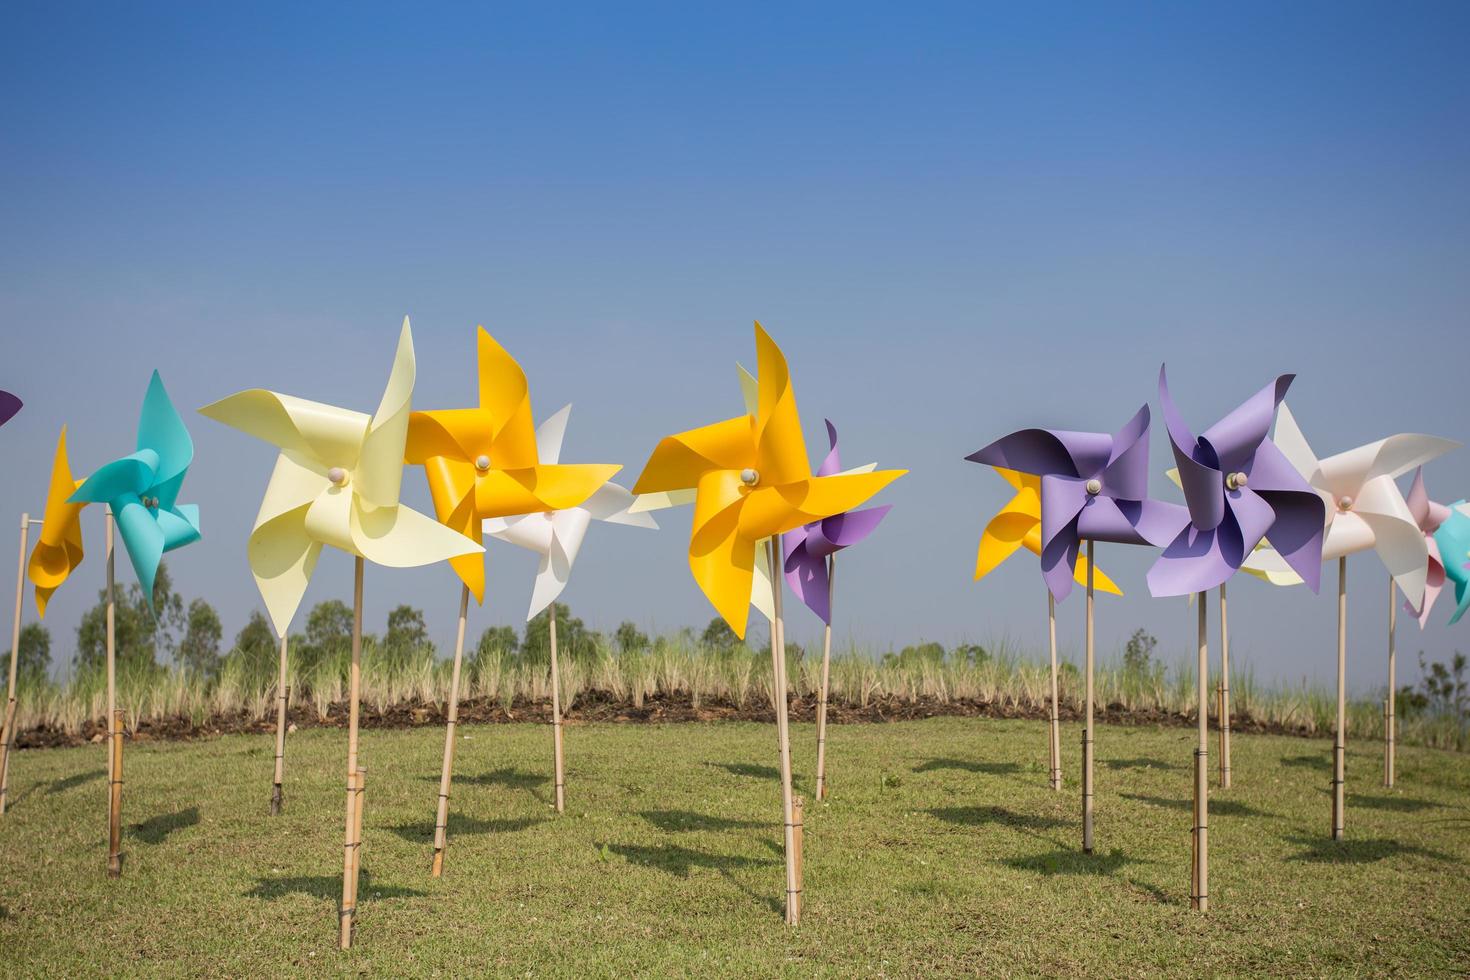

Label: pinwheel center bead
[474,455,491,473]
[1085,479,1102,496]
[740,468,760,487]
[328,467,349,487]
[1226,472,1248,491]
[1338,495,1353,511]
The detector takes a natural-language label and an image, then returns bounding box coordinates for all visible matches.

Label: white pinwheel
[483,405,657,618]
[1243,403,1458,608]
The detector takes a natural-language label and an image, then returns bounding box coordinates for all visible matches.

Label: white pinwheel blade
[485,512,557,553]
[584,482,658,529]
[1271,403,1319,484]
[357,317,416,509]
[525,511,591,620]
[629,488,697,513]
[1355,475,1431,607]
[536,404,572,466]
[749,536,775,624]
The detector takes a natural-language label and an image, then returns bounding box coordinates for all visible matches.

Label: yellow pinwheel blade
[752,323,810,488]
[28,427,87,617]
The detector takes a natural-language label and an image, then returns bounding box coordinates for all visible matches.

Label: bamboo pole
[767,537,800,925]
[431,583,471,875]
[1047,590,1062,791]
[270,633,290,815]
[1082,540,1095,854]
[105,511,116,832]
[549,600,566,814]
[1385,574,1396,788]
[792,795,804,921]
[349,766,365,911]
[0,514,31,817]
[107,708,123,877]
[1219,582,1231,790]
[1192,593,1209,912]
[339,556,365,950]
[814,556,835,802]
[1333,556,1346,841]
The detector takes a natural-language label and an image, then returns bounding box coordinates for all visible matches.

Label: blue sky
[2,2,1468,691]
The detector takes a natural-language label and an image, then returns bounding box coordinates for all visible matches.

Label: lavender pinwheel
[782,421,891,624]
[1147,367,1326,597]
[967,405,1188,601]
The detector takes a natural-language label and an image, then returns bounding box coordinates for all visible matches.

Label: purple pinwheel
[1147,367,1326,598]
[782,421,891,624]
[0,391,19,428]
[967,405,1189,601]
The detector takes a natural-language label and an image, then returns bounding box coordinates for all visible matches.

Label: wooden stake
[1385,574,1396,789]
[0,514,31,817]
[1333,556,1346,841]
[792,795,805,921]
[107,708,123,877]
[1082,540,1095,854]
[814,556,835,802]
[1219,582,1231,790]
[1192,593,1209,912]
[1047,590,1062,791]
[105,511,116,833]
[350,766,366,912]
[339,556,364,950]
[767,537,800,925]
[271,633,289,815]
[549,600,566,814]
[431,583,471,876]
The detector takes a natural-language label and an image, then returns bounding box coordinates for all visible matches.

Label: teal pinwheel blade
[1434,502,1470,626]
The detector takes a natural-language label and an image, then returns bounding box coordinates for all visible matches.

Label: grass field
[0,717,1466,977]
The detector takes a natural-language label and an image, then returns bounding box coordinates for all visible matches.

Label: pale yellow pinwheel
[199,318,483,635]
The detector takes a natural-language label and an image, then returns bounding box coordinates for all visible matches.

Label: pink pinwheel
[967,405,1189,601]
[782,421,891,624]
[1404,467,1452,627]
[1147,367,1326,598]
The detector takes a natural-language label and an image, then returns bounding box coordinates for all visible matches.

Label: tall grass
[11,634,1468,752]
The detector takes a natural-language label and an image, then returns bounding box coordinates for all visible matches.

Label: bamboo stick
[1192,593,1209,912]
[105,511,116,831]
[270,633,289,815]
[1047,590,1061,791]
[1385,574,1395,789]
[349,766,365,915]
[432,583,471,876]
[0,514,31,817]
[814,556,834,802]
[767,537,800,926]
[107,708,123,877]
[1219,582,1231,790]
[792,796,804,921]
[1082,540,1095,854]
[1333,556,1346,841]
[339,557,364,950]
[549,600,566,814]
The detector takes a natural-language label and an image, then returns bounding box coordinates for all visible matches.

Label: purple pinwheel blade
[0,391,20,428]
[1199,375,1293,473]
[816,419,842,477]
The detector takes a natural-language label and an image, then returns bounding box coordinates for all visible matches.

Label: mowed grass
[0,717,1467,977]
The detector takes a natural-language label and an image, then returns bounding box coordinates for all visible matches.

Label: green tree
[306,600,353,650]
[178,599,223,679]
[701,617,741,652]
[224,609,278,686]
[884,641,945,668]
[951,643,990,667]
[74,561,185,672]
[384,605,430,652]
[475,625,519,658]
[1123,629,1157,674]
[615,621,650,653]
[3,623,52,689]
[522,604,598,664]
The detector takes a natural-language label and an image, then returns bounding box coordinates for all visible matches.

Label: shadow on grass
[1281,754,1330,772]
[1001,848,1140,876]
[245,871,427,902]
[388,815,543,843]
[928,806,1068,831]
[129,807,200,845]
[1347,794,1445,814]
[709,762,779,780]
[1121,794,1271,818]
[1283,834,1453,864]
[640,810,769,833]
[913,759,1022,776]
[46,769,105,796]
[1103,757,1179,771]
[608,842,780,878]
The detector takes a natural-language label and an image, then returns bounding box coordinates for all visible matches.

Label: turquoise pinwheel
[1434,501,1470,625]
[69,371,201,607]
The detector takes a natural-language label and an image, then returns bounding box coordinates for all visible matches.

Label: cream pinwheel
[1241,403,1457,839]
[200,317,481,950]
[199,318,483,636]
[633,322,904,926]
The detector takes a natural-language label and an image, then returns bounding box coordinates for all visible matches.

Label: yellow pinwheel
[27,427,88,617]
[199,318,483,636]
[633,323,905,639]
[976,467,1122,594]
[404,327,619,604]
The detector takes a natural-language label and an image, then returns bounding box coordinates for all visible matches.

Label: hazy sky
[2,3,1467,693]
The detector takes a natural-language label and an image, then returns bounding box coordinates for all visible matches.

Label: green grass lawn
[0,717,1466,977]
